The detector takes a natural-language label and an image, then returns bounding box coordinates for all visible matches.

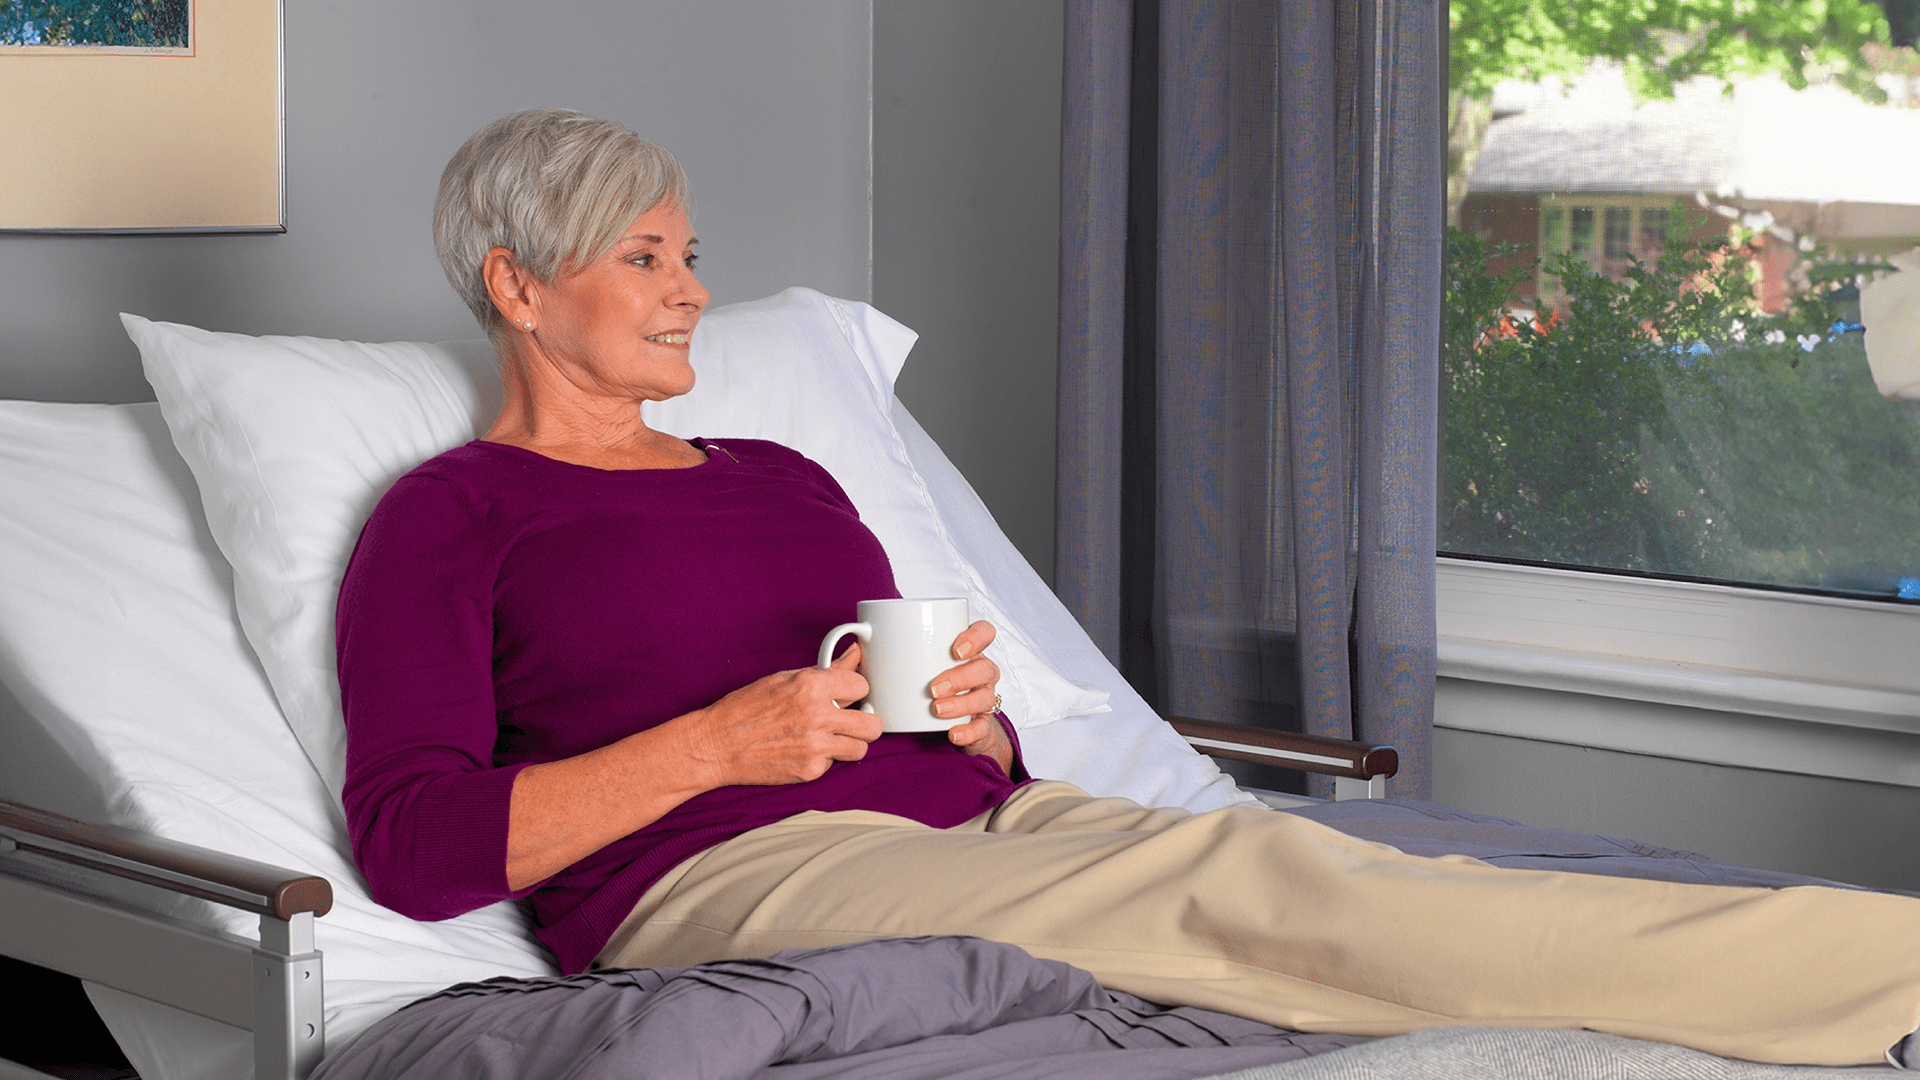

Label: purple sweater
[336,438,1023,974]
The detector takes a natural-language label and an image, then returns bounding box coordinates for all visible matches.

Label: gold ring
[991,693,1003,714]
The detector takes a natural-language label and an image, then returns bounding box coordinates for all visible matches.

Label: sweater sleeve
[336,473,533,920]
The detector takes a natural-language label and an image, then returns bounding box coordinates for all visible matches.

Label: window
[1441,0,1920,772]
[1446,1,1920,599]
[1532,196,1678,304]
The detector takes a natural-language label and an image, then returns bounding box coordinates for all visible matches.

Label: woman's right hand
[505,649,873,891]
[678,644,878,788]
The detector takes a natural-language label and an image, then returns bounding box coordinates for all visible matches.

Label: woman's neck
[484,352,707,471]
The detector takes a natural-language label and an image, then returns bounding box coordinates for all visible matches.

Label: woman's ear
[482,247,540,332]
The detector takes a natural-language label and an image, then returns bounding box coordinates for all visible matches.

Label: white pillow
[126,319,501,802]
[125,288,1105,801]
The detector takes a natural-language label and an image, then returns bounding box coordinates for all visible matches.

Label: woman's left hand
[931,620,1013,774]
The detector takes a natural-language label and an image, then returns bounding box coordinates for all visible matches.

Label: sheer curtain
[1055,0,1441,797]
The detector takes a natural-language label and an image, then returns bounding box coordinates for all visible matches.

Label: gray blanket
[314,799,1886,1079]
[1282,798,1843,889]
[311,935,1367,1080]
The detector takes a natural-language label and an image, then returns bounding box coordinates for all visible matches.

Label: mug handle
[817,622,872,672]
[817,622,875,712]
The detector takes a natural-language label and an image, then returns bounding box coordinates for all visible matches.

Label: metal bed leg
[255,912,325,1080]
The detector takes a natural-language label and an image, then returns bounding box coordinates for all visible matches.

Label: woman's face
[529,202,709,403]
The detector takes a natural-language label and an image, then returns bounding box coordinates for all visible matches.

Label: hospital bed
[0,290,1890,1079]
[0,288,1400,1080]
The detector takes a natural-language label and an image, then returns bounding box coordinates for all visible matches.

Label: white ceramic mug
[815,597,971,733]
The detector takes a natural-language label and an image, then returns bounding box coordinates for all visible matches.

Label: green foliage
[1441,227,1920,590]
[1450,0,1896,102]
[0,0,188,48]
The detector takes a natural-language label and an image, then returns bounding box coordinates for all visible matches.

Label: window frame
[1434,555,1920,788]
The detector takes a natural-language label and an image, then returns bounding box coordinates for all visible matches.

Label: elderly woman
[336,109,1920,1067]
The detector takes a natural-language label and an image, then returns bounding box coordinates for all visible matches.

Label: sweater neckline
[468,437,727,476]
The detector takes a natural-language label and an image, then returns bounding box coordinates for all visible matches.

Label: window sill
[1435,557,1920,787]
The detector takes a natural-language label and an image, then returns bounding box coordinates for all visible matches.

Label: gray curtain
[1056,0,1441,798]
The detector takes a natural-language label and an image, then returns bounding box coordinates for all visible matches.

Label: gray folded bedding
[310,935,1368,1080]
[312,799,1873,1079]
[1281,798,1846,889]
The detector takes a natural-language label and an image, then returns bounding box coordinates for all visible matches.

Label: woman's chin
[664,366,696,398]
[638,369,696,404]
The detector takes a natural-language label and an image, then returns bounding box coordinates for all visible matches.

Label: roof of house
[1470,75,1732,196]
[1468,69,1920,217]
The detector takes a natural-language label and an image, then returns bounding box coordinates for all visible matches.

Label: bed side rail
[0,799,330,1080]
[1164,716,1399,801]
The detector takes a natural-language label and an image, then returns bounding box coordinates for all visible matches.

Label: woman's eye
[630,253,655,268]
[684,253,699,269]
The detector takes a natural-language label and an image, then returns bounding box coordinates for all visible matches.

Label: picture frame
[0,0,285,234]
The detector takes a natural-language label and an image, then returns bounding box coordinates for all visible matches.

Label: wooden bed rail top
[1164,717,1399,780]
[0,799,332,921]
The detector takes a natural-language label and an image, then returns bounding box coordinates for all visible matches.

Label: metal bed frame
[0,801,330,1080]
[0,720,1394,1080]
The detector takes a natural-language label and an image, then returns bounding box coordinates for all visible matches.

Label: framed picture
[0,0,284,234]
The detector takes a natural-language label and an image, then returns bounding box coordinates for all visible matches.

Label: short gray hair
[434,109,692,337]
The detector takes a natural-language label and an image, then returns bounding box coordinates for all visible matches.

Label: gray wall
[0,0,1067,579]
[1434,720,1920,894]
[0,0,873,404]
[874,1,1064,585]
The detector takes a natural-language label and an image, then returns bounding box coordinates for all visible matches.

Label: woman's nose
[674,266,709,311]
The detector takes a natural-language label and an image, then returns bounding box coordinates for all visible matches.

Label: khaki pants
[594,781,1920,1065]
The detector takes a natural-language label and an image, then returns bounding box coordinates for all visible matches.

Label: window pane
[1568,207,1593,256]
[1445,4,1920,598]
[1541,205,1564,252]
[1603,207,1630,260]
[1639,207,1668,259]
